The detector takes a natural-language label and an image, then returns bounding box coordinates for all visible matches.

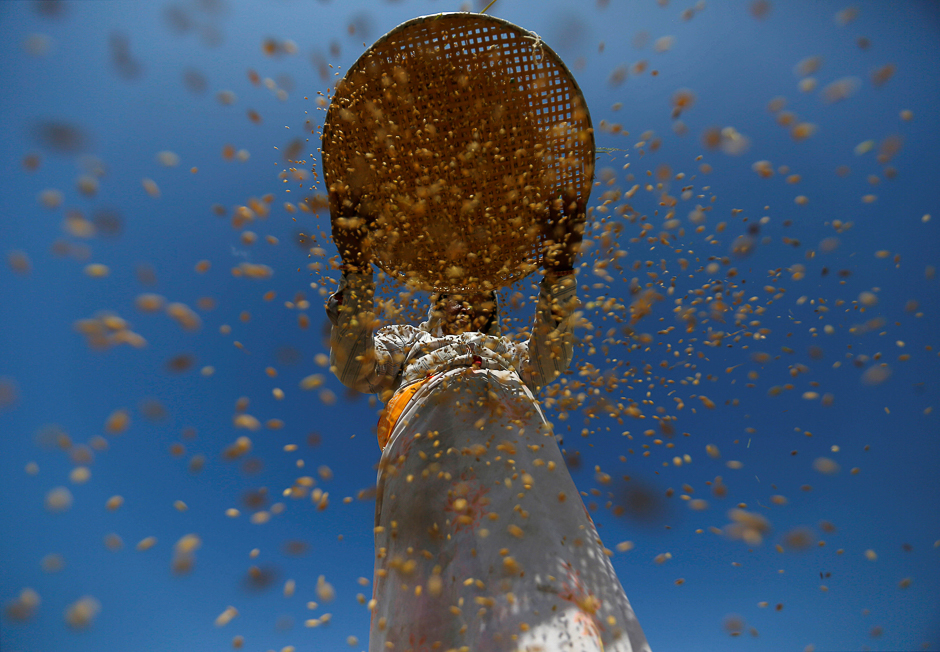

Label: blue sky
[1,0,938,650]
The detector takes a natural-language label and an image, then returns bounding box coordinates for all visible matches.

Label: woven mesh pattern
[322,13,594,292]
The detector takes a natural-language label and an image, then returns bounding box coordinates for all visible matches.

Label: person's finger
[561,187,579,213]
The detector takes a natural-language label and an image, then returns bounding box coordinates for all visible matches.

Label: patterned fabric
[327,271,579,399]
[327,271,650,652]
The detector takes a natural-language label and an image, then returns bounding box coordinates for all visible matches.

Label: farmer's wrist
[341,259,370,274]
[543,255,575,274]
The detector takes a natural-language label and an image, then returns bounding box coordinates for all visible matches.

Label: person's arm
[541,189,584,276]
[519,190,585,390]
[325,187,406,396]
[326,270,405,395]
[519,271,579,390]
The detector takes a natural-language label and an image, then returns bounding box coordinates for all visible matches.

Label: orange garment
[376,378,430,449]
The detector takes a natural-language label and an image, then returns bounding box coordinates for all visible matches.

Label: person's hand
[541,188,585,274]
[330,184,371,271]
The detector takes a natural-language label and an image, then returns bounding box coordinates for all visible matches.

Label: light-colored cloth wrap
[327,271,650,652]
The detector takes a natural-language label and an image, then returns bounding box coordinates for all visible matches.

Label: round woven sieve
[322,12,595,292]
